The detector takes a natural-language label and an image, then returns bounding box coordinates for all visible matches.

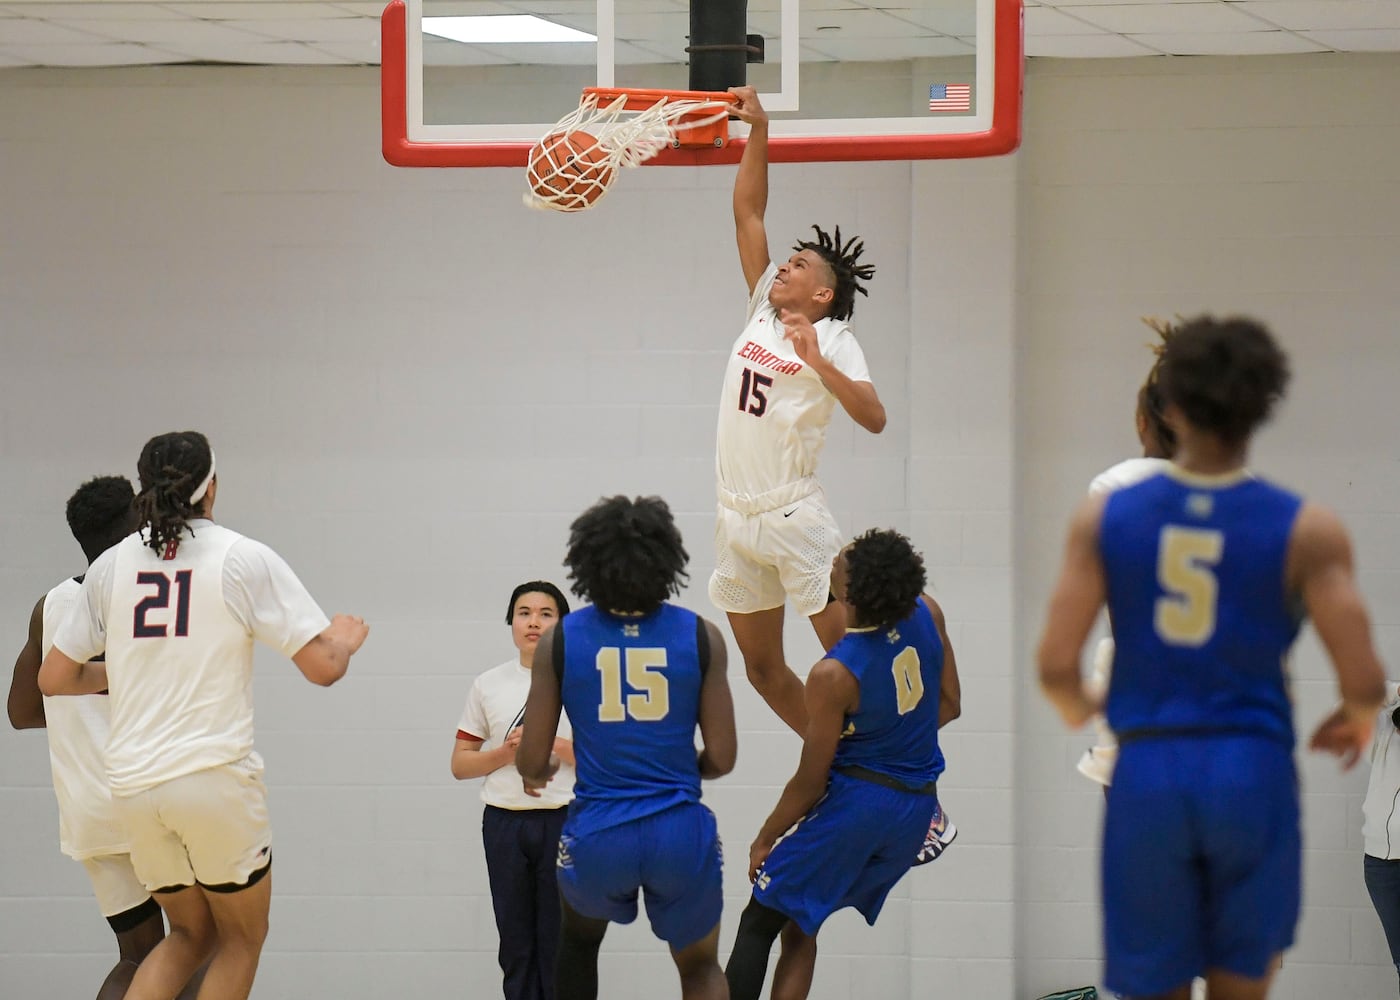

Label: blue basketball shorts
[556,801,723,950]
[753,771,936,936]
[1102,734,1300,996]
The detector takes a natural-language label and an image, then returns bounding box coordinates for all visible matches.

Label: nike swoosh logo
[783,506,799,518]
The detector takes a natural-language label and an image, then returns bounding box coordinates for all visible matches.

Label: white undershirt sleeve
[222,538,331,659]
[51,546,119,663]
[458,680,490,743]
[825,330,871,383]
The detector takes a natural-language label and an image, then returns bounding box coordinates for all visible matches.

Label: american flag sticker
[929,83,972,112]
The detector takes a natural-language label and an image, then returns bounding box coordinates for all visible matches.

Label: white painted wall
[1,50,1397,1000]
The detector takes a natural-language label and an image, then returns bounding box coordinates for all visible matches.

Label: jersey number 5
[738,367,772,417]
[891,647,925,714]
[133,570,193,638]
[597,647,670,722]
[1154,526,1224,646]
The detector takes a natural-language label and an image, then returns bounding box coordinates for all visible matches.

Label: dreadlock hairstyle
[1156,316,1290,448]
[843,528,927,630]
[504,580,571,624]
[65,476,137,563]
[792,225,875,322]
[1136,317,1179,459]
[564,495,689,616]
[134,431,214,556]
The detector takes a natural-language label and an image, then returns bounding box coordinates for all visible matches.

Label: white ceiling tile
[60,18,272,43]
[1231,0,1400,30]
[3,41,189,64]
[0,19,111,43]
[1129,28,1328,52]
[0,48,34,64]
[891,6,980,36]
[1298,27,1400,50]
[422,36,512,63]
[1025,32,1160,54]
[162,3,357,19]
[170,39,349,62]
[803,34,974,59]
[308,37,379,60]
[1060,2,1265,33]
[224,16,377,42]
[1026,4,1117,33]
[1,4,174,18]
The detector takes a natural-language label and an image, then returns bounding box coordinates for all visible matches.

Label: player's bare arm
[1289,502,1388,767]
[778,309,886,433]
[748,658,858,881]
[38,645,108,697]
[924,595,962,728]
[519,624,565,794]
[7,596,47,729]
[292,613,368,687]
[730,85,772,295]
[1037,493,1110,728]
[450,732,521,780]
[696,618,737,779]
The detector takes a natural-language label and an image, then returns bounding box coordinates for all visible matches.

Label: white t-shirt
[41,577,130,859]
[715,263,871,505]
[457,658,574,810]
[53,521,330,796]
[1363,682,1400,858]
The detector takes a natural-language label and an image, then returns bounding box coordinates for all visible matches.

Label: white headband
[190,451,216,505]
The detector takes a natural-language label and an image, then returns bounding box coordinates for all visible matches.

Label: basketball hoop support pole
[690,0,747,92]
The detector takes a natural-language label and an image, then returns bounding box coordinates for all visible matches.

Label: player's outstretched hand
[1309,704,1375,770]
[329,614,370,654]
[779,309,822,366]
[522,753,561,798]
[728,85,768,127]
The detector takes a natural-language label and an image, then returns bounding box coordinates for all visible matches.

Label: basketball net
[524,91,735,213]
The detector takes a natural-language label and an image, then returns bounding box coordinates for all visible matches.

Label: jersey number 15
[597,647,671,722]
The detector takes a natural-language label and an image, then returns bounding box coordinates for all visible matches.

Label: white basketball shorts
[115,753,272,892]
[709,489,843,618]
[80,852,152,918]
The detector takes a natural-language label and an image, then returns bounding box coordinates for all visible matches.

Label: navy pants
[1365,854,1400,993]
[483,805,568,1000]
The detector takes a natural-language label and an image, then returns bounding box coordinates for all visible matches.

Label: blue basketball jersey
[560,603,704,836]
[1099,468,1305,746]
[828,597,945,786]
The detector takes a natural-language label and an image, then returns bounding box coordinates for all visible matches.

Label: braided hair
[133,431,214,556]
[1136,317,1179,459]
[564,496,689,615]
[792,225,875,321]
[844,528,927,630]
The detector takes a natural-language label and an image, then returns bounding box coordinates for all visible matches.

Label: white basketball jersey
[1088,457,1170,497]
[103,525,256,795]
[716,264,871,505]
[41,578,129,859]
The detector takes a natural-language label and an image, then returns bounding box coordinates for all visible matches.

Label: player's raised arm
[730,86,772,296]
[1037,493,1110,728]
[696,618,737,779]
[1292,502,1388,767]
[8,596,47,729]
[519,624,565,793]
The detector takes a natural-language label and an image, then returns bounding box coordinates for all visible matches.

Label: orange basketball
[527,131,615,212]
